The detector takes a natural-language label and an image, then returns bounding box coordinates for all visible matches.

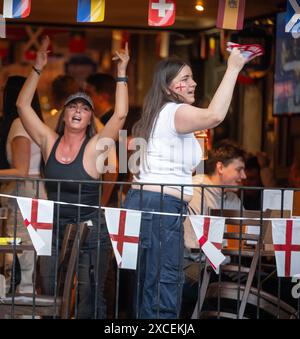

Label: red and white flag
[148,0,176,27]
[105,208,141,270]
[17,197,54,256]
[216,0,245,30]
[272,219,300,277]
[189,215,226,272]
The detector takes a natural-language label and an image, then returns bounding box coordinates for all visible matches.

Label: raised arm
[95,43,130,141]
[175,48,248,134]
[16,36,56,151]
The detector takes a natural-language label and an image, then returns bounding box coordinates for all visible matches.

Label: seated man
[184,141,246,249]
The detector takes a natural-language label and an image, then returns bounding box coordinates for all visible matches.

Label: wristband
[32,66,42,76]
[116,76,128,83]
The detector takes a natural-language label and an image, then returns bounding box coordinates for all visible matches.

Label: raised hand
[35,35,50,71]
[227,47,248,72]
[112,42,130,76]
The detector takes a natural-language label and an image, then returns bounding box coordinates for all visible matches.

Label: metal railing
[0,176,299,319]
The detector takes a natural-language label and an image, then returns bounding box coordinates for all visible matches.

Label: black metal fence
[0,177,299,319]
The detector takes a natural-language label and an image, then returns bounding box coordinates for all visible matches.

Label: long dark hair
[132,57,188,142]
[0,76,43,169]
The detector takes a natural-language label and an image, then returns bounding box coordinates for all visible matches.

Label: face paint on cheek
[175,82,186,92]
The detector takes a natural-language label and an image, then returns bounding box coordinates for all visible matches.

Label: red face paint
[175,83,186,91]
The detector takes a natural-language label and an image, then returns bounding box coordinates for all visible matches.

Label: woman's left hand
[112,42,130,76]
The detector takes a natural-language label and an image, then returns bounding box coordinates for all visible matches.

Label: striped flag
[3,0,31,19]
[77,0,105,23]
[216,0,245,30]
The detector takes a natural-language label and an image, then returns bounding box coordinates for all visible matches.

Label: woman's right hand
[35,35,50,71]
[227,47,248,73]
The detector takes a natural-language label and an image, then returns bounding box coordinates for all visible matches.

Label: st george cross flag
[189,215,226,272]
[216,0,245,30]
[285,0,300,33]
[105,208,141,270]
[148,0,176,27]
[17,197,54,256]
[3,0,31,19]
[272,219,300,277]
[77,0,105,23]
[226,41,265,61]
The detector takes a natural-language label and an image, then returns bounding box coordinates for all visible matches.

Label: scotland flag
[285,0,300,33]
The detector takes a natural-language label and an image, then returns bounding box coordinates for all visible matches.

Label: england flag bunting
[272,219,300,277]
[148,0,176,27]
[105,208,141,270]
[17,197,54,256]
[189,215,226,272]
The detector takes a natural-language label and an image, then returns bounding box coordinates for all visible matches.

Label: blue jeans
[124,189,188,319]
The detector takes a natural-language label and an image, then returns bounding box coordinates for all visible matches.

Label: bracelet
[116,76,128,83]
[32,66,42,76]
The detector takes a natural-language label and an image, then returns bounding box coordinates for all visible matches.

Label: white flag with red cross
[17,197,54,256]
[105,208,141,270]
[272,219,300,277]
[148,0,176,27]
[189,215,226,272]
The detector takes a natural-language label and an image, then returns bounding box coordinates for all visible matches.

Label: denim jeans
[124,189,188,319]
[39,215,110,319]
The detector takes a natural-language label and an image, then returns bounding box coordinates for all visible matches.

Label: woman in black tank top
[16,36,130,318]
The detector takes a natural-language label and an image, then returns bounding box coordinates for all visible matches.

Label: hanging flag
[3,0,31,19]
[189,215,226,272]
[200,34,206,59]
[272,219,300,277]
[17,197,54,256]
[77,0,105,23]
[105,209,141,270]
[285,0,300,33]
[0,15,6,39]
[209,37,216,56]
[216,0,245,30]
[148,0,176,27]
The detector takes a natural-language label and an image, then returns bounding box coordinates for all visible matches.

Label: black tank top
[44,136,100,224]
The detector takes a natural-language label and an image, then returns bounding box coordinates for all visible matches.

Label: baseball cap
[64,92,94,110]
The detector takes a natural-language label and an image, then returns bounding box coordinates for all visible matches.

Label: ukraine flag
[77,0,105,23]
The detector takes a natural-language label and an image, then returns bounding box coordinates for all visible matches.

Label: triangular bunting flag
[105,209,141,270]
[77,0,105,23]
[17,197,54,256]
[285,0,300,33]
[272,219,300,277]
[148,0,176,27]
[189,215,226,272]
[216,0,245,30]
[3,0,31,19]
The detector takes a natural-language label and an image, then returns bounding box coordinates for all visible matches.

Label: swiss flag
[148,0,176,27]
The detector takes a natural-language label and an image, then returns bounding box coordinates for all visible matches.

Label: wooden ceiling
[2,0,286,31]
